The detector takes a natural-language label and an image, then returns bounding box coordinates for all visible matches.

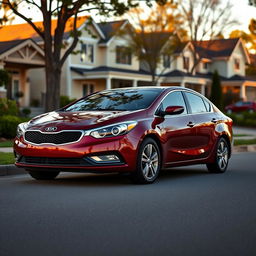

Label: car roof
[104,86,196,92]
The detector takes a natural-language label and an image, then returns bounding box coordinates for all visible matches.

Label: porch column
[132,80,138,87]
[201,84,206,95]
[240,84,246,101]
[106,77,111,90]
[0,61,5,69]
[180,80,186,87]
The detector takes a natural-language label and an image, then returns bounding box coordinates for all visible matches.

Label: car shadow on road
[20,167,209,187]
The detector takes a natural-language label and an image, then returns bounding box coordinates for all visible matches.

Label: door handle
[187,121,195,127]
[211,118,218,123]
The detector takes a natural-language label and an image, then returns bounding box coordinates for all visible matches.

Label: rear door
[183,91,217,160]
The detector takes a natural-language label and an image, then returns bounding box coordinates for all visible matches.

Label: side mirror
[165,105,184,115]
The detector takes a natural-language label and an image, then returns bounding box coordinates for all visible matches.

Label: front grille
[21,156,91,166]
[24,130,83,145]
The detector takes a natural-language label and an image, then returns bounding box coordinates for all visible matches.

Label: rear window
[185,92,207,113]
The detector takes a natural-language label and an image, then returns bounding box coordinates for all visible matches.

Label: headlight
[16,122,28,138]
[90,121,137,139]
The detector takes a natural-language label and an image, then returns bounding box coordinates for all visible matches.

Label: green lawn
[0,140,13,147]
[233,134,252,137]
[0,153,15,165]
[234,139,256,146]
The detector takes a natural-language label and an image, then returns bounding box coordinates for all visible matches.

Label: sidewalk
[233,126,256,137]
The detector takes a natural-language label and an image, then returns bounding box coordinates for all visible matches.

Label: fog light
[89,154,120,163]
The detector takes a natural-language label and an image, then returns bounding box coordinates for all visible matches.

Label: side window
[161,91,187,115]
[203,99,211,112]
[185,92,207,113]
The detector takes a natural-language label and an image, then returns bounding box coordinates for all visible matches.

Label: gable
[0,39,45,66]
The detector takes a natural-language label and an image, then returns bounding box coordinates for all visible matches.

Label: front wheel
[131,138,161,184]
[27,170,60,180]
[206,137,230,173]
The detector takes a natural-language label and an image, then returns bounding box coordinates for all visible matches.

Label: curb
[0,165,26,176]
[0,145,255,177]
[233,144,256,153]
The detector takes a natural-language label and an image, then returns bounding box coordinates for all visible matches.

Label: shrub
[60,95,76,108]
[0,115,22,138]
[21,108,31,117]
[31,98,40,107]
[226,112,256,128]
[0,98,18,116]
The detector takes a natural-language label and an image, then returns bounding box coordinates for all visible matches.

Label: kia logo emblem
[45,127,57,132]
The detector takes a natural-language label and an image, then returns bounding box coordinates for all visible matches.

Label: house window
[116,46,132,65]
[234,58,240,70]
[183,56,190,70]
[81,43,94,63]
[83,84,94,97]
[163,54,171,68]
[203,62,208,70]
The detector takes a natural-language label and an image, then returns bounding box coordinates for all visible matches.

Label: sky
[5,0,256,36]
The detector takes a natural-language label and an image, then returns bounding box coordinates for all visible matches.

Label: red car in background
[14,87,233,184]
[225,101,256,114]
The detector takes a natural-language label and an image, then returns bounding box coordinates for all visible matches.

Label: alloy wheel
[141,143,159,181]
[217,140,229,171]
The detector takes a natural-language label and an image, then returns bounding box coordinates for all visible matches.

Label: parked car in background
[14,87,233,184]
[225,101,256,114]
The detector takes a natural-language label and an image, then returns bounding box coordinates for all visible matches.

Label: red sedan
[14,87,233,184]
[225,101,256,114]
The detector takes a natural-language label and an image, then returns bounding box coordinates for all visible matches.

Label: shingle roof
[194,38,240,59]
[71,66,150,75]
[97,20,127,43]
[0,39,27,54]
[0,16,88,42]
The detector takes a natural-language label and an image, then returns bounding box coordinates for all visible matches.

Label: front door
[155,91,198,165]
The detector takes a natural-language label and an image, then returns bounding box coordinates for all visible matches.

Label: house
[0,17,255,109]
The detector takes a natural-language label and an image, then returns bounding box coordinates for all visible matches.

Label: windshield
[63,89,162,112]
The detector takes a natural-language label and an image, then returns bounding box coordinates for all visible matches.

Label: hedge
[0,115,28,139]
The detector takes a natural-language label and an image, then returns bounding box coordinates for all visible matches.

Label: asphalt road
[1,152,256,256]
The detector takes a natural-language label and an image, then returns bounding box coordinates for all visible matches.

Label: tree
[210,70,223,110]
[175,0,237,74]
[0,0,139,112]
[123,1,185,85]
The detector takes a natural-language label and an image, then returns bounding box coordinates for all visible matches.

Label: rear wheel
[206,137,230,173]
[27,170,60,180]
[227,109,232,114]
[131,138,161,184]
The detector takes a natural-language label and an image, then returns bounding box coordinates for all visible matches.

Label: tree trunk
[45,64,61,112]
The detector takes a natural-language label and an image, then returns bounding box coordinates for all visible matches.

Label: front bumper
[14,133,139,173]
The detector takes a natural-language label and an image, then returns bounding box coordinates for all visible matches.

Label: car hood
[27,110,143,131]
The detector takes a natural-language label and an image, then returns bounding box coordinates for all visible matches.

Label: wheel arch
[139,133,163,167]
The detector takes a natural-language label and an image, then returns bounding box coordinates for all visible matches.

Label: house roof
[0,16,89,42]
[0,39,27,54]
[97,20,127,43]
[71,66,150,76]
[194,38,240,59]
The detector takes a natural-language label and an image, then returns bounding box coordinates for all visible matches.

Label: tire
[27,170,60,180]
[248,109,254,113]
[131,138,161,184]
[206,137,230,173]
[227,109,232,114]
